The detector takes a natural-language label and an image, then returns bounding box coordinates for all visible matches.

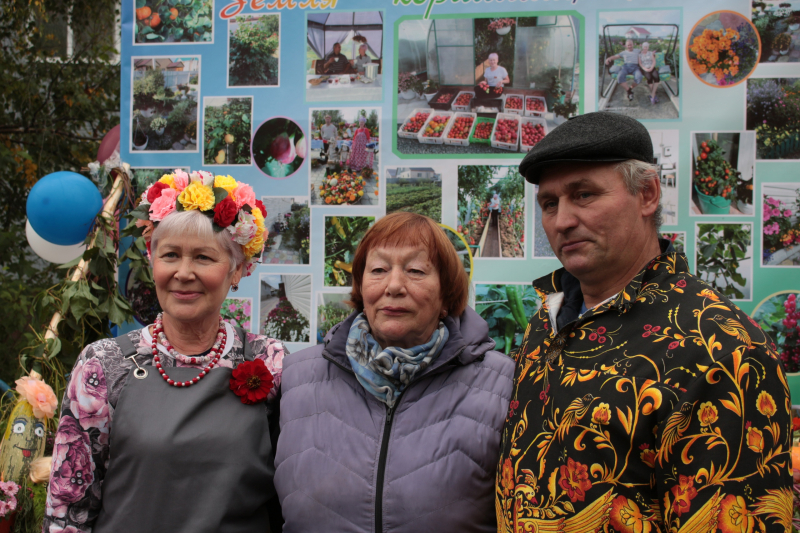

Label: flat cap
[519,112,653,184]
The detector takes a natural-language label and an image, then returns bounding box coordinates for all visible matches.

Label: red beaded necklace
[151,314,227,388]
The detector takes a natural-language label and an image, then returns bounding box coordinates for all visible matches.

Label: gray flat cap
[519,112,653,184]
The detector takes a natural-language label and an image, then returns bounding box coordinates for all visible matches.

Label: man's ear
[641,174,661,218]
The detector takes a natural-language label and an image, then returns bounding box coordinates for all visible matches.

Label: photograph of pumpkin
[690,132,755,216]
[134,0,213,43]
[309,108,380,205]
[252,117,306,179]
[475,284,540,356]
[324,216,375,287]
[686,11,759,87]
[260,197,310,265]
[457,165,526,259]
[259,274,311,343]
[695,222,753,301]
[131,57,199,152]
[315,292,353,344]
[202,97,252,165]
[228,14,280,87]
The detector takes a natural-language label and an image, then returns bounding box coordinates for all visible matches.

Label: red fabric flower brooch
[229,359,274,404]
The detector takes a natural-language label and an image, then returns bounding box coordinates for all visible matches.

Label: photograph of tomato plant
[687,11,759,87]
[752,291,800,373]
[746,77,800,160]
[475,284,539,356]
[690,132,755,216]
[762,183,800,267]
[221,297,252,331]
[324,216,374,287]
[315,292,352,344]
[131,57,199,152]
[228,14,280,87]
[661,232,685,254]
[202,97,252,165]
[385,167,442,222]
[134,0,213,43]
[253,117,306,179]
[260,274,311,343]
[457,165,526,258]
[260,197,310,265]
[695,222,753,300]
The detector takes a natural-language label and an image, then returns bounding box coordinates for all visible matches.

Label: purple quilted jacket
[274,307,514,533]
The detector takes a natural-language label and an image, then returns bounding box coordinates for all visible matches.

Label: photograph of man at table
[323,42,350,74]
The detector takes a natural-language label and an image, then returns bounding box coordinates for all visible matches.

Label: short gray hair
[150,210,246,274]
[488,53,499,61]
[614,159,663,231]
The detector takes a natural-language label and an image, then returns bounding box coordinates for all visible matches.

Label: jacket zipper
[375,400,398,533]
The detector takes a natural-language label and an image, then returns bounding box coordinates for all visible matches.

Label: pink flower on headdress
[172,169,189,192]
[149,188,179,222]
[231,211,257,245]
[233,183,256,209]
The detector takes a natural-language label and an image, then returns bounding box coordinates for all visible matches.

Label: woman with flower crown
[43,170,285,533]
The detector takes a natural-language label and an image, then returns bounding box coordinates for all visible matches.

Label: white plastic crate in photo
[417,111,454,145]
[398,108,433,139]
[490,113,520,151]
[524,95,548,117]
[451,91,475,112]
[443,112,477,147]
[519,116,549,153]
[503,94,525,115]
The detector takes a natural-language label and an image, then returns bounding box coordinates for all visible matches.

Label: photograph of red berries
[134,0,213,44]
[752,292,800,373]
[457,166,526,259]
[690,132,755,216]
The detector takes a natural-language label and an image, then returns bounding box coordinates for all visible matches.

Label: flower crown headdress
[130,169,266,276]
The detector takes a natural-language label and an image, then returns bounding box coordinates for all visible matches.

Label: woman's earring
[231,284,239,292]
[439,309,448,320]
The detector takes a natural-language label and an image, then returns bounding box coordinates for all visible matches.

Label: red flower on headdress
[214,197,238,227]
[229,359,274,404]
[146,182,170,203]
[255,200,267,218]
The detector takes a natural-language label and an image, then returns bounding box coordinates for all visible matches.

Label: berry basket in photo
[417,112,454,145]
[451,91,475,112]
[429,90,458,110]
[398,108,433,139]
[519,117,549,153]
[469,117,495,145]
[503,94,525,115]
[524,95,548,117]
[491,113,520,151]
[443,112,477,147]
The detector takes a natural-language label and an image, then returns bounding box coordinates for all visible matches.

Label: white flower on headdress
[198,170,215,187]
[230,211,257,245]
[243,257,259,277]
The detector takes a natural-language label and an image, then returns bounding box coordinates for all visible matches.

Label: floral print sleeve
[42,327,286,532]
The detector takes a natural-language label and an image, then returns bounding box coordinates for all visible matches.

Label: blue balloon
[26,171,103,245]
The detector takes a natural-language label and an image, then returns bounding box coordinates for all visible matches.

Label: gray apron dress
[93,329,275,533]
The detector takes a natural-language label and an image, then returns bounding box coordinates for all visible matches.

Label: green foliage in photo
[324,216,374,287]
[135,0,213,43]
[203,98,252,165]
[475,284,539,356]
[386,182,442,222]
[696,223,751,300]
[229,15,280,86]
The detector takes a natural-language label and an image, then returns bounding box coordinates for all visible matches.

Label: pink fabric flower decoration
[15,376,58,419]
[233,183,256,210]
[149,188,179,222]
[67,358,110,431]
[46,415,95,518]
[172,170,189,192]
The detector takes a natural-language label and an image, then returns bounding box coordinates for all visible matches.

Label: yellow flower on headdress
[178,181,215,211]
[159,174,175,188]
[214,175,238,198]
[243,233,265,258]
[251,203,265,232]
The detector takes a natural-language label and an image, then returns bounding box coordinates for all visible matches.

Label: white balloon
[26,220,85,264]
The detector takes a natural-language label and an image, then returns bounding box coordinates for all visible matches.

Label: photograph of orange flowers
[686,10,759,87]
[597,9,681,120]
[134,0,213,44]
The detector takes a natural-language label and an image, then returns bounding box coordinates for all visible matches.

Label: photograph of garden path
[747,77,800,160]
[202,97,252,165]
[395,14,580,156]
[752,2,800,63]
[134,0,213,44]
[309,108,380,206]
[259,274,311,344]
[695,222,753,301]
[689,132,755,216]
[259,197,310,265]
[228,14,280,87]
[761,183,800,267]
[596,10,681,119]
[131,57,199,152]
[475,283,540,357]
[532,188,555,258]
[385,167,442,222]
[324,216,375,287]
[457,166,526,259]
[315,292,351,344]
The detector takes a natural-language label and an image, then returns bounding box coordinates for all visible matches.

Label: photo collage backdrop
[121,0,800,357]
